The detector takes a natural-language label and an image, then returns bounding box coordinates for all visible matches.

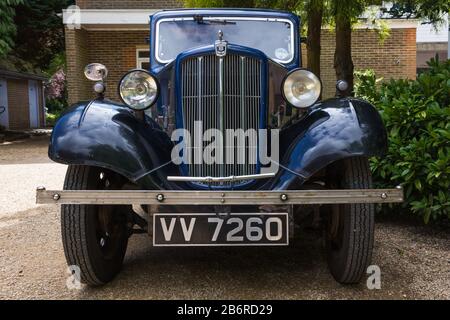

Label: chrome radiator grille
[181,53,262,184]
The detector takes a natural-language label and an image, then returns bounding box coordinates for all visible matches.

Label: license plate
[153,213,289,247]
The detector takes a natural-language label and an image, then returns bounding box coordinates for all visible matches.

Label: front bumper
[36,187,404,206]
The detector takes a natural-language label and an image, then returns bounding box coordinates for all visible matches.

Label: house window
[136,49,150,70]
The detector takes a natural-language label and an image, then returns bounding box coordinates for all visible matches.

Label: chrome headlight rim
[281,68,322,109]
[118,69,160,111]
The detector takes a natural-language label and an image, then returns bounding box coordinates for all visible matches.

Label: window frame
[154,17,296,64]
[136,48,150,70]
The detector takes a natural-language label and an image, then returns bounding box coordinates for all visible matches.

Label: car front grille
[181,53,262,185]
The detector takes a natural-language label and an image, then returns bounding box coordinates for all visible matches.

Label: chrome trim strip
[198,56,203,178]
[167,172,276,182]
[240,56,246,167]
[36,187,405,205]
[218,56,225,178]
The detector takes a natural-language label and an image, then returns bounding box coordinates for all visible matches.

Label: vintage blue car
[37,8,403,286]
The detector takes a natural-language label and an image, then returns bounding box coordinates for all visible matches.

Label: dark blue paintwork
[49,9,388,191]
[49,99,178,189]
[270,98,387,190]
[49,97,387,190]
[149,9,301,73]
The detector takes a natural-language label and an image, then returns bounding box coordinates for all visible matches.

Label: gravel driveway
[0,136,449,300]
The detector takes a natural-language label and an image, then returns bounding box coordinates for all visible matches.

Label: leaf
[401,169,410,176]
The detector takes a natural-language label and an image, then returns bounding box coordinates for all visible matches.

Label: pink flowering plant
[46,68,66,100]
[45,68,67,126]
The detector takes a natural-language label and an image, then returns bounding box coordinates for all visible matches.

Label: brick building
[306,24,417,98]
[0,69,46,129]
[416,14,448,73]
[63,0,417,103]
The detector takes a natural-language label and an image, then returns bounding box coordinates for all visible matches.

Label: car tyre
[61,165,129,286]
[325,157,375,284]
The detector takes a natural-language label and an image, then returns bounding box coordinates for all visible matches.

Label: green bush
[355,58,450,223]
[46,97,66,114]
[46,112,60,127]
[45,97,66,127]
[354,69,382,101]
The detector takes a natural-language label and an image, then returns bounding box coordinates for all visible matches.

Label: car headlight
[282,69,321,108]
[119,70,159,110]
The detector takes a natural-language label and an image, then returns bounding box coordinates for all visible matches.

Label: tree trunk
[307,1,323,78]
[334,16,354,96]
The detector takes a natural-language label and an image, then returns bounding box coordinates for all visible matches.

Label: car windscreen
[155,18,295,64]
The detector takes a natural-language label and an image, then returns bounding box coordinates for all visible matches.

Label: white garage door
[0,78,9,129]
[28,80,40,128]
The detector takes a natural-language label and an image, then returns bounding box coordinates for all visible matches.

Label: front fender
[273,98,387,190]
[49,99,176,189]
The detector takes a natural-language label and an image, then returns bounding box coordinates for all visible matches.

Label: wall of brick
[7,79,30,129]
[65,28,91,105]
[302,28,417,98]
[64,30,149,103]
[66,27,416,104]
[87,31,150,102]
[76,0,181,9]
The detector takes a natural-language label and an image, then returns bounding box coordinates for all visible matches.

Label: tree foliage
[330,0,448,94]
[382,0,450,24]
[13,0,74,71]
[0,0,23,58]
[183,0,448,96]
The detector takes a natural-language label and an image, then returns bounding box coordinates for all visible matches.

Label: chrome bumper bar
[36,187,404,206]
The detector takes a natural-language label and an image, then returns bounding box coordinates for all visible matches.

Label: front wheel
[61,165,130,286]
[325,157,375,284]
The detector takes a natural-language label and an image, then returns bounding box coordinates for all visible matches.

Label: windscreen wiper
[193,15,236,25]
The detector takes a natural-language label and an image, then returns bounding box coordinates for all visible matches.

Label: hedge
[355,57,450,223]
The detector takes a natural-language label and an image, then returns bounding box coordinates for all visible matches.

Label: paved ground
[0,136,449,300]
[0,136,67,217]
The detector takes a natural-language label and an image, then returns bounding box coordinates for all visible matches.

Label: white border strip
[62,9,159,25]
[62,10,418,30]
